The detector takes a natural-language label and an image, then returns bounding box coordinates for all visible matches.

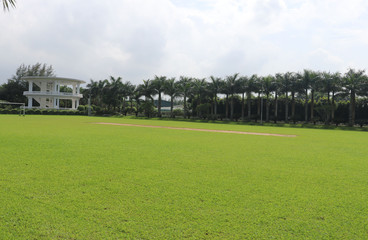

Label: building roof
[21,76,86,84]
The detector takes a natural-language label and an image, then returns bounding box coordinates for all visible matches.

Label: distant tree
[208,76,222,119]
[320,72,342,123]
[178,76,193,118]
[163,77,180,117]
[0,63,55,103]
[152,76,166,117]
[2,0,15,10]
[343,68,367,126]
[274,74,283,123]
[137,80,154,103]
[104,76,123,111]
[280,72,293,123]
[309,71,321,122]
[290,73,301,123]
[225,73,240,120]
[238,76,248,121]
[123,81,135,114]
[246,75,258,120]
[192,78,208,117]
[261,75,275,122]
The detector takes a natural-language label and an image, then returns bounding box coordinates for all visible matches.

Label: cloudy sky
[1,0,368,85]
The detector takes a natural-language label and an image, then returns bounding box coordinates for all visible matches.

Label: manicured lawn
[0,115,367,239]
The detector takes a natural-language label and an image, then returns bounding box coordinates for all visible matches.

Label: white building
[23,77,85,110]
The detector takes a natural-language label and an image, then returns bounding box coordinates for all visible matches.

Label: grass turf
[0,115,367,239]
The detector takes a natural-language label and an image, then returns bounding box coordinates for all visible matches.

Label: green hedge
[0,108,85,115]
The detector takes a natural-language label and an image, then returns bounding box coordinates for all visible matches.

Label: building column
[72,99,75,109]
[76,100,80,108]
[28,81,33,92]
[28,97,32,108]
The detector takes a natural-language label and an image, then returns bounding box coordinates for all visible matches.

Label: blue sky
[1,0,368,85]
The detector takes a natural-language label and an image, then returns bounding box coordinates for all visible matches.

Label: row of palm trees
[87,68,368,126]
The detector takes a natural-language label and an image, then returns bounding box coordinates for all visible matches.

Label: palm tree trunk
[158,92,162,117]
[274,91,278,123]
[326,92,330,124]
[122,98,126,114]
[225,94,229,119]
[349,90,356,126]
[184,96,187,119]
[257,92,261,117]
[170,96,174,118]
[214,95,217,119]
[331,91,335,122]
[285,92,289,123]
[230,94,234,120]
[304,89,308,123]
[310,90,314,122]
[241,93,245,120]
[291,92,295,123]
[247,92,251,120]
[266,94,270,122]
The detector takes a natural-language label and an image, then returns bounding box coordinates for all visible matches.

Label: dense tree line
[85,69,368,126]
[1,65,367,126]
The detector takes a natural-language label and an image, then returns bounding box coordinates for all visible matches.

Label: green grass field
[0,115,367,239]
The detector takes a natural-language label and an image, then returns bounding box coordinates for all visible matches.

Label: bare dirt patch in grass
[93,122,297,137]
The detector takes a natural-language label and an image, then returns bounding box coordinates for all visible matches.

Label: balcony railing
[24,91,83,98]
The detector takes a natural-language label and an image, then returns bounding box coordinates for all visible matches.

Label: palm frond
[3,0,16,10]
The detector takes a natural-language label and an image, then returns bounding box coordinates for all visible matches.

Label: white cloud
[1,0,368,85]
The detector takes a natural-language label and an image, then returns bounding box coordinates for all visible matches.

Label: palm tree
[138,80,154,102]
[274,74,283,123]
[104,76,123,112]
[152,76,166,117]
[2,0,15,10]
[178,76,193,118]
[225,73,240,120]
[299,69,313,123]
[280,72,293,123]
[238,76,248,121]
[121,81,134,115]
[262,75,275,122]
[320,72,341,123]
[164,78,180,117]
[192,78,208,118]
[94,79,109,110]
[290,73,301,123]
[132,87,142,117]
[309,71,321,122]
[344,68,366,126]
[246,75,258,120]
[87,80,99,106]
[208,76,222,119]
[220,80,230,119]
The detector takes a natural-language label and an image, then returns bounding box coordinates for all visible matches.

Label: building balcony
[23,91,83,98]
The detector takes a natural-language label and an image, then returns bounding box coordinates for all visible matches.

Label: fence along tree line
[84,69,368,126]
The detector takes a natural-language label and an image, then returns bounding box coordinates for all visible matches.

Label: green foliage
[139,101,156,117]
[172,108,184,117]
